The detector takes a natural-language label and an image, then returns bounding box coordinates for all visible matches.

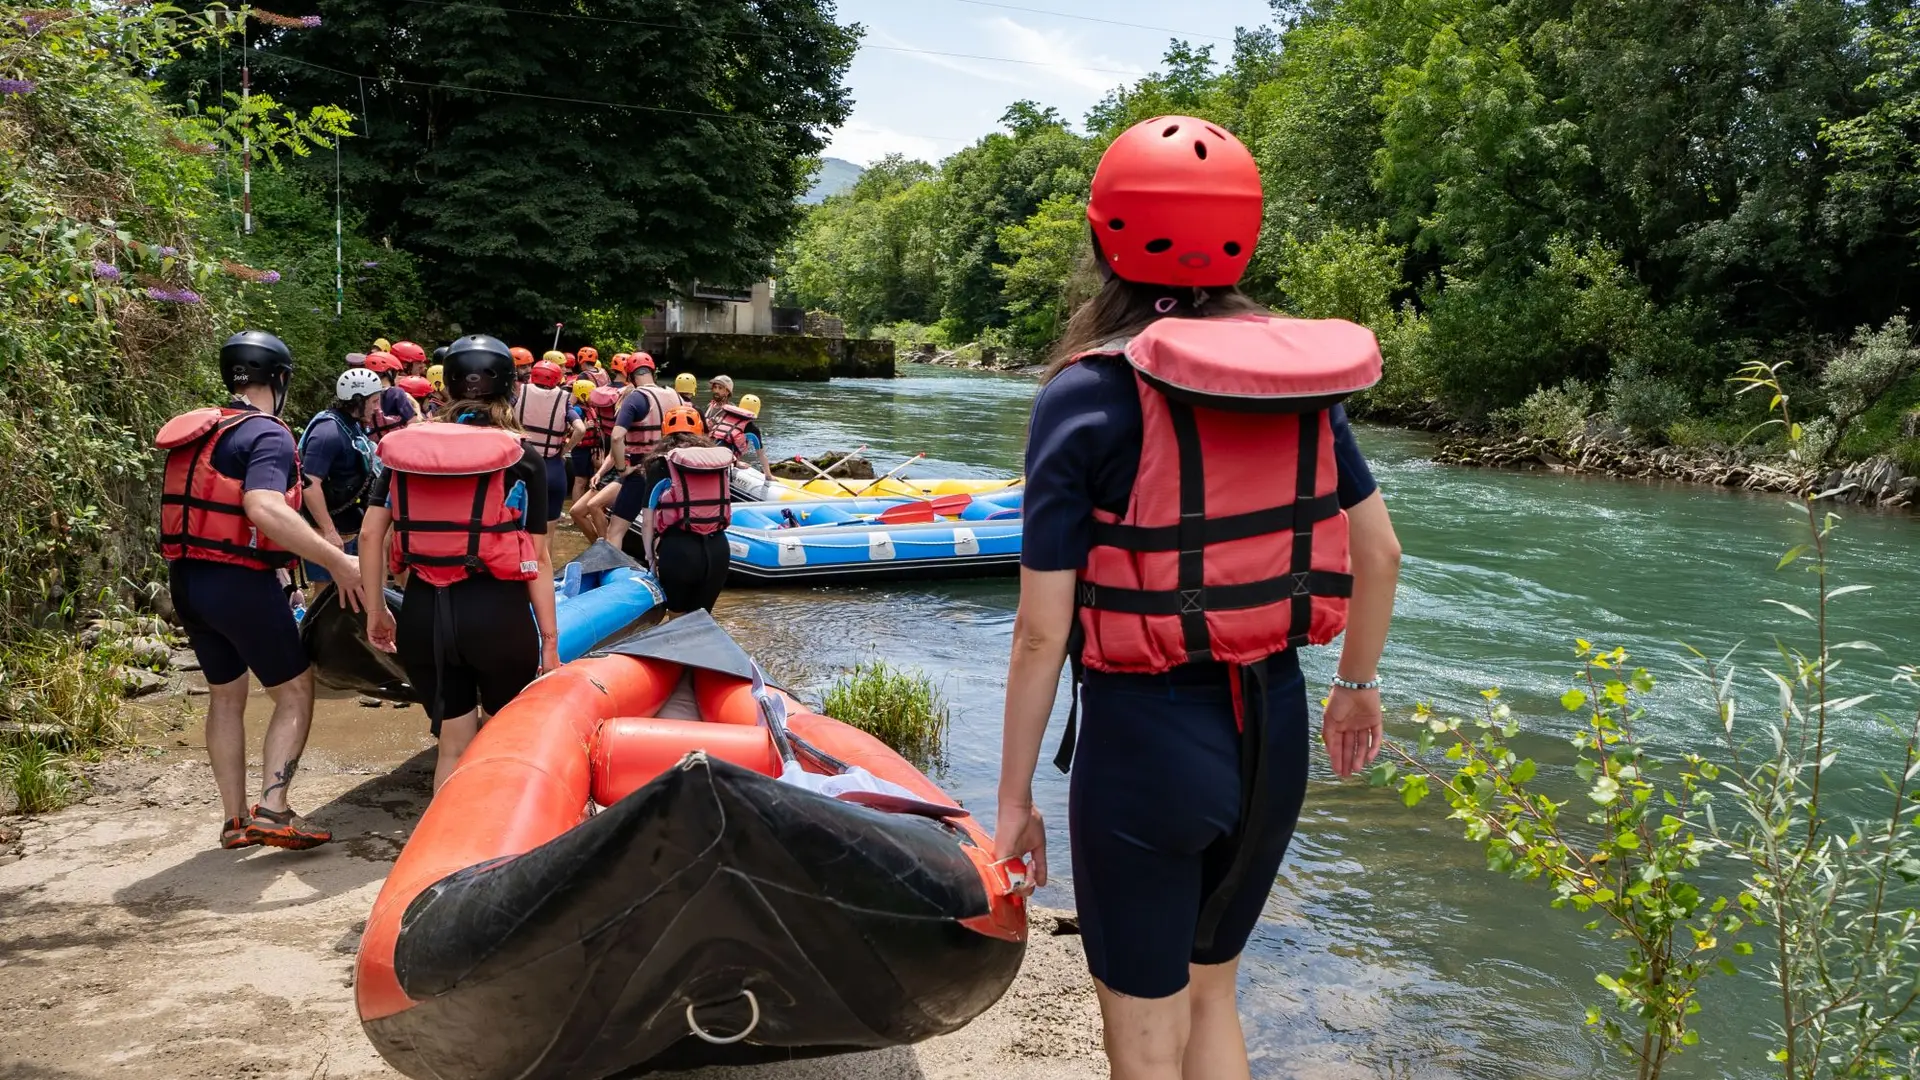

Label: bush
[0,736,77,815]
[1490,379,1597,443]
[1276,222,1403,326]
[1605,360,1692,443]
[820,660,950,771]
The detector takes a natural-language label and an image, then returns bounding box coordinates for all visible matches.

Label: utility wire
[937,0,1237,42]
[391,0,1151,77]
[255,50,980,144]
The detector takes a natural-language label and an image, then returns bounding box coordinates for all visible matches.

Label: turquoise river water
[710,364,1920,1080]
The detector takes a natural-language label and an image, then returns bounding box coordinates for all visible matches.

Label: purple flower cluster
[0,78,36,97]
[300,15,322,27]
[360,260,380,268]
[157,245,178,257]
[91,261,120,281]
[145,286,203,305]
[258,270,281,284]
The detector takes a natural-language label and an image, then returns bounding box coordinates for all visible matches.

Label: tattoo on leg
[262,754,300,800]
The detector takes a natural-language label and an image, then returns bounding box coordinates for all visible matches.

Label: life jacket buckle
[1078,581,1097,607]
[1290,571,1312,597]
[1179,588,1204,614]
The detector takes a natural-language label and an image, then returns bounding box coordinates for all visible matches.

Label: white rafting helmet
[336,367,384,402]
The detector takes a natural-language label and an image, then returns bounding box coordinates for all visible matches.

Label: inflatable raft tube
[354,613,1027,1080]
[733,468,1023,503]
[725,492,1023,585]
[303,539,665,700]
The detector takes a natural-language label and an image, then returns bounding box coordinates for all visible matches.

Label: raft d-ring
[686,989,761,1046]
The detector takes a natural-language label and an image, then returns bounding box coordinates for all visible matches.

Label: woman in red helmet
[992,117,1403,1077]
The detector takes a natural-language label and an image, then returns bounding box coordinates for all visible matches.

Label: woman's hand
[1322,685,1383,779]
[539,640,562,675]
[992,795,1047,891]
[366,604,398,654]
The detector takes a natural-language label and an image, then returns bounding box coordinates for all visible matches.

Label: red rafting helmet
[631,351,655,371]
[364,350,403,373]
[529,360,566,388]
[396,374,433,400]
[1087,115,1263,288]
[390,340,427,366]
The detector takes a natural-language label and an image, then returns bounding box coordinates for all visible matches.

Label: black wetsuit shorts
[1068,657,1310,999]
[396,574,539,732]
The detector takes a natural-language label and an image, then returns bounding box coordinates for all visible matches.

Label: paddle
[875,492,973,525]
[790,445,868,498]
[862,452,928,497]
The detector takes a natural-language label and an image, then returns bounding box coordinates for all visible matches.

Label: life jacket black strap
[1167,400,1212,663]
[1089,492,1341,551]
[1052,621,1087,773]
[1195,656,1275,953]
[172,537,288,563]
[1289,413,1322,650]
[159,493,248,514]
[1077,570,1353,616]
[392,520,524,534]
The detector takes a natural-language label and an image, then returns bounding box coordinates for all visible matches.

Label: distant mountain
[803,157,865,204]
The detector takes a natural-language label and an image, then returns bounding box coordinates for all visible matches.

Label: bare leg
[1095,979,1191,1080]
[204,674,252,822]
[1183,960,1250,1080]
[434,709,482,792]
[603,513,632,552]
[256,669,315,814]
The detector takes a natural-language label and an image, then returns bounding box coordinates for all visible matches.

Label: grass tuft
[1,631,133,813]
[821,660,951,772]
[0,736,77,815]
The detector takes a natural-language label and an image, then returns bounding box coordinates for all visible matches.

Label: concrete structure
[639,281,887,381]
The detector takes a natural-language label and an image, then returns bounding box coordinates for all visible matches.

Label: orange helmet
[530,360,566,388]
[579,346,599,365]
[611,352,630,372]
[631,351,656,371]
[364,350,403,373]
[661,405,705,437]
[509,346,535,368]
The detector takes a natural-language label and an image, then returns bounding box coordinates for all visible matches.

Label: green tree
[171,0,859,337]
[995,192,1091,355]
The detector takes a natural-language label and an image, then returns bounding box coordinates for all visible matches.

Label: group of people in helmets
[156,325,773,850]
[157,115,1407,1078]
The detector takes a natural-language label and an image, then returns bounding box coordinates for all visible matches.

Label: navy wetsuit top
[1022,354,1378,577]
[379,385,418,425]
[298,408,371,534]
[209,403,299,500]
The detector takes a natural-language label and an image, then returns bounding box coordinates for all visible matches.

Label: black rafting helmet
[221,330,294,414]
[430,345,448,366]
[441,334,515,401]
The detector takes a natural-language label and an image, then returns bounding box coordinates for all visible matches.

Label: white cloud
[985,17,1145,95]
[825,120,960,167]
[865,26,1026,87]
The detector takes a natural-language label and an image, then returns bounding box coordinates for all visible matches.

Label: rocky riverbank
[1434,432,1920,510]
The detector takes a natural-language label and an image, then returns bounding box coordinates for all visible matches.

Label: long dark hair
[641,431,716,470]
[1044,260,1266,383]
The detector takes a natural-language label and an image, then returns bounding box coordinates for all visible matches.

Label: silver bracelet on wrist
[1330,675,1380,691]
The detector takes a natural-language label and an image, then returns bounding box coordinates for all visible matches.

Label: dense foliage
[781,1,1920,456]
[172,0,861,338]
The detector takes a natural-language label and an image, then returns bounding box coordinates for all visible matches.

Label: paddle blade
[875,493,973,524]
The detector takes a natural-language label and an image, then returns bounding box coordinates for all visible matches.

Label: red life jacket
[1075,314,1382,674]
[378,425,539,588]
[652,446,735,536]
[708,404,755,459]
[585,367,610,388]
[156,407,302,570]
[514,384,571,459]
[624,384,683,466]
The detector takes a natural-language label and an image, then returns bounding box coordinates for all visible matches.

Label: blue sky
[822,0,1277,166]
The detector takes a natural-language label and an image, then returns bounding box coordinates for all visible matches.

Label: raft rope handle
[686,990,760,1046]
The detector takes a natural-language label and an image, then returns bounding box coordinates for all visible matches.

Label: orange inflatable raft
[354,613,1028,1080]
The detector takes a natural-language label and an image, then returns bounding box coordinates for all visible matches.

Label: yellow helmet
[674,371,697,395]
[573,379,595,404]
[739,393,762,417]
[426,364,445,392]
[372,337,391,353]
[542,349,566,366]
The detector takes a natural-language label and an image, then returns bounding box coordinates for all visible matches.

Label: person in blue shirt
[992,117,1404,1080]
[298,369,385,580]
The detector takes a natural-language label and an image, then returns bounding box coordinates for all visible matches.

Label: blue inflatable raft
[303,540,666,699]
[726,491,1024,585]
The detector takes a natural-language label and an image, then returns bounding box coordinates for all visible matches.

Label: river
[711,363,1920,1080]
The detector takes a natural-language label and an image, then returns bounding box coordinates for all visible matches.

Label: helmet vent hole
[1224,241,1243,257]
[1161,123,1180,138]
[1145,238,1174,254]
[1194,141,1208,160]
[1108,218,1126,231]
